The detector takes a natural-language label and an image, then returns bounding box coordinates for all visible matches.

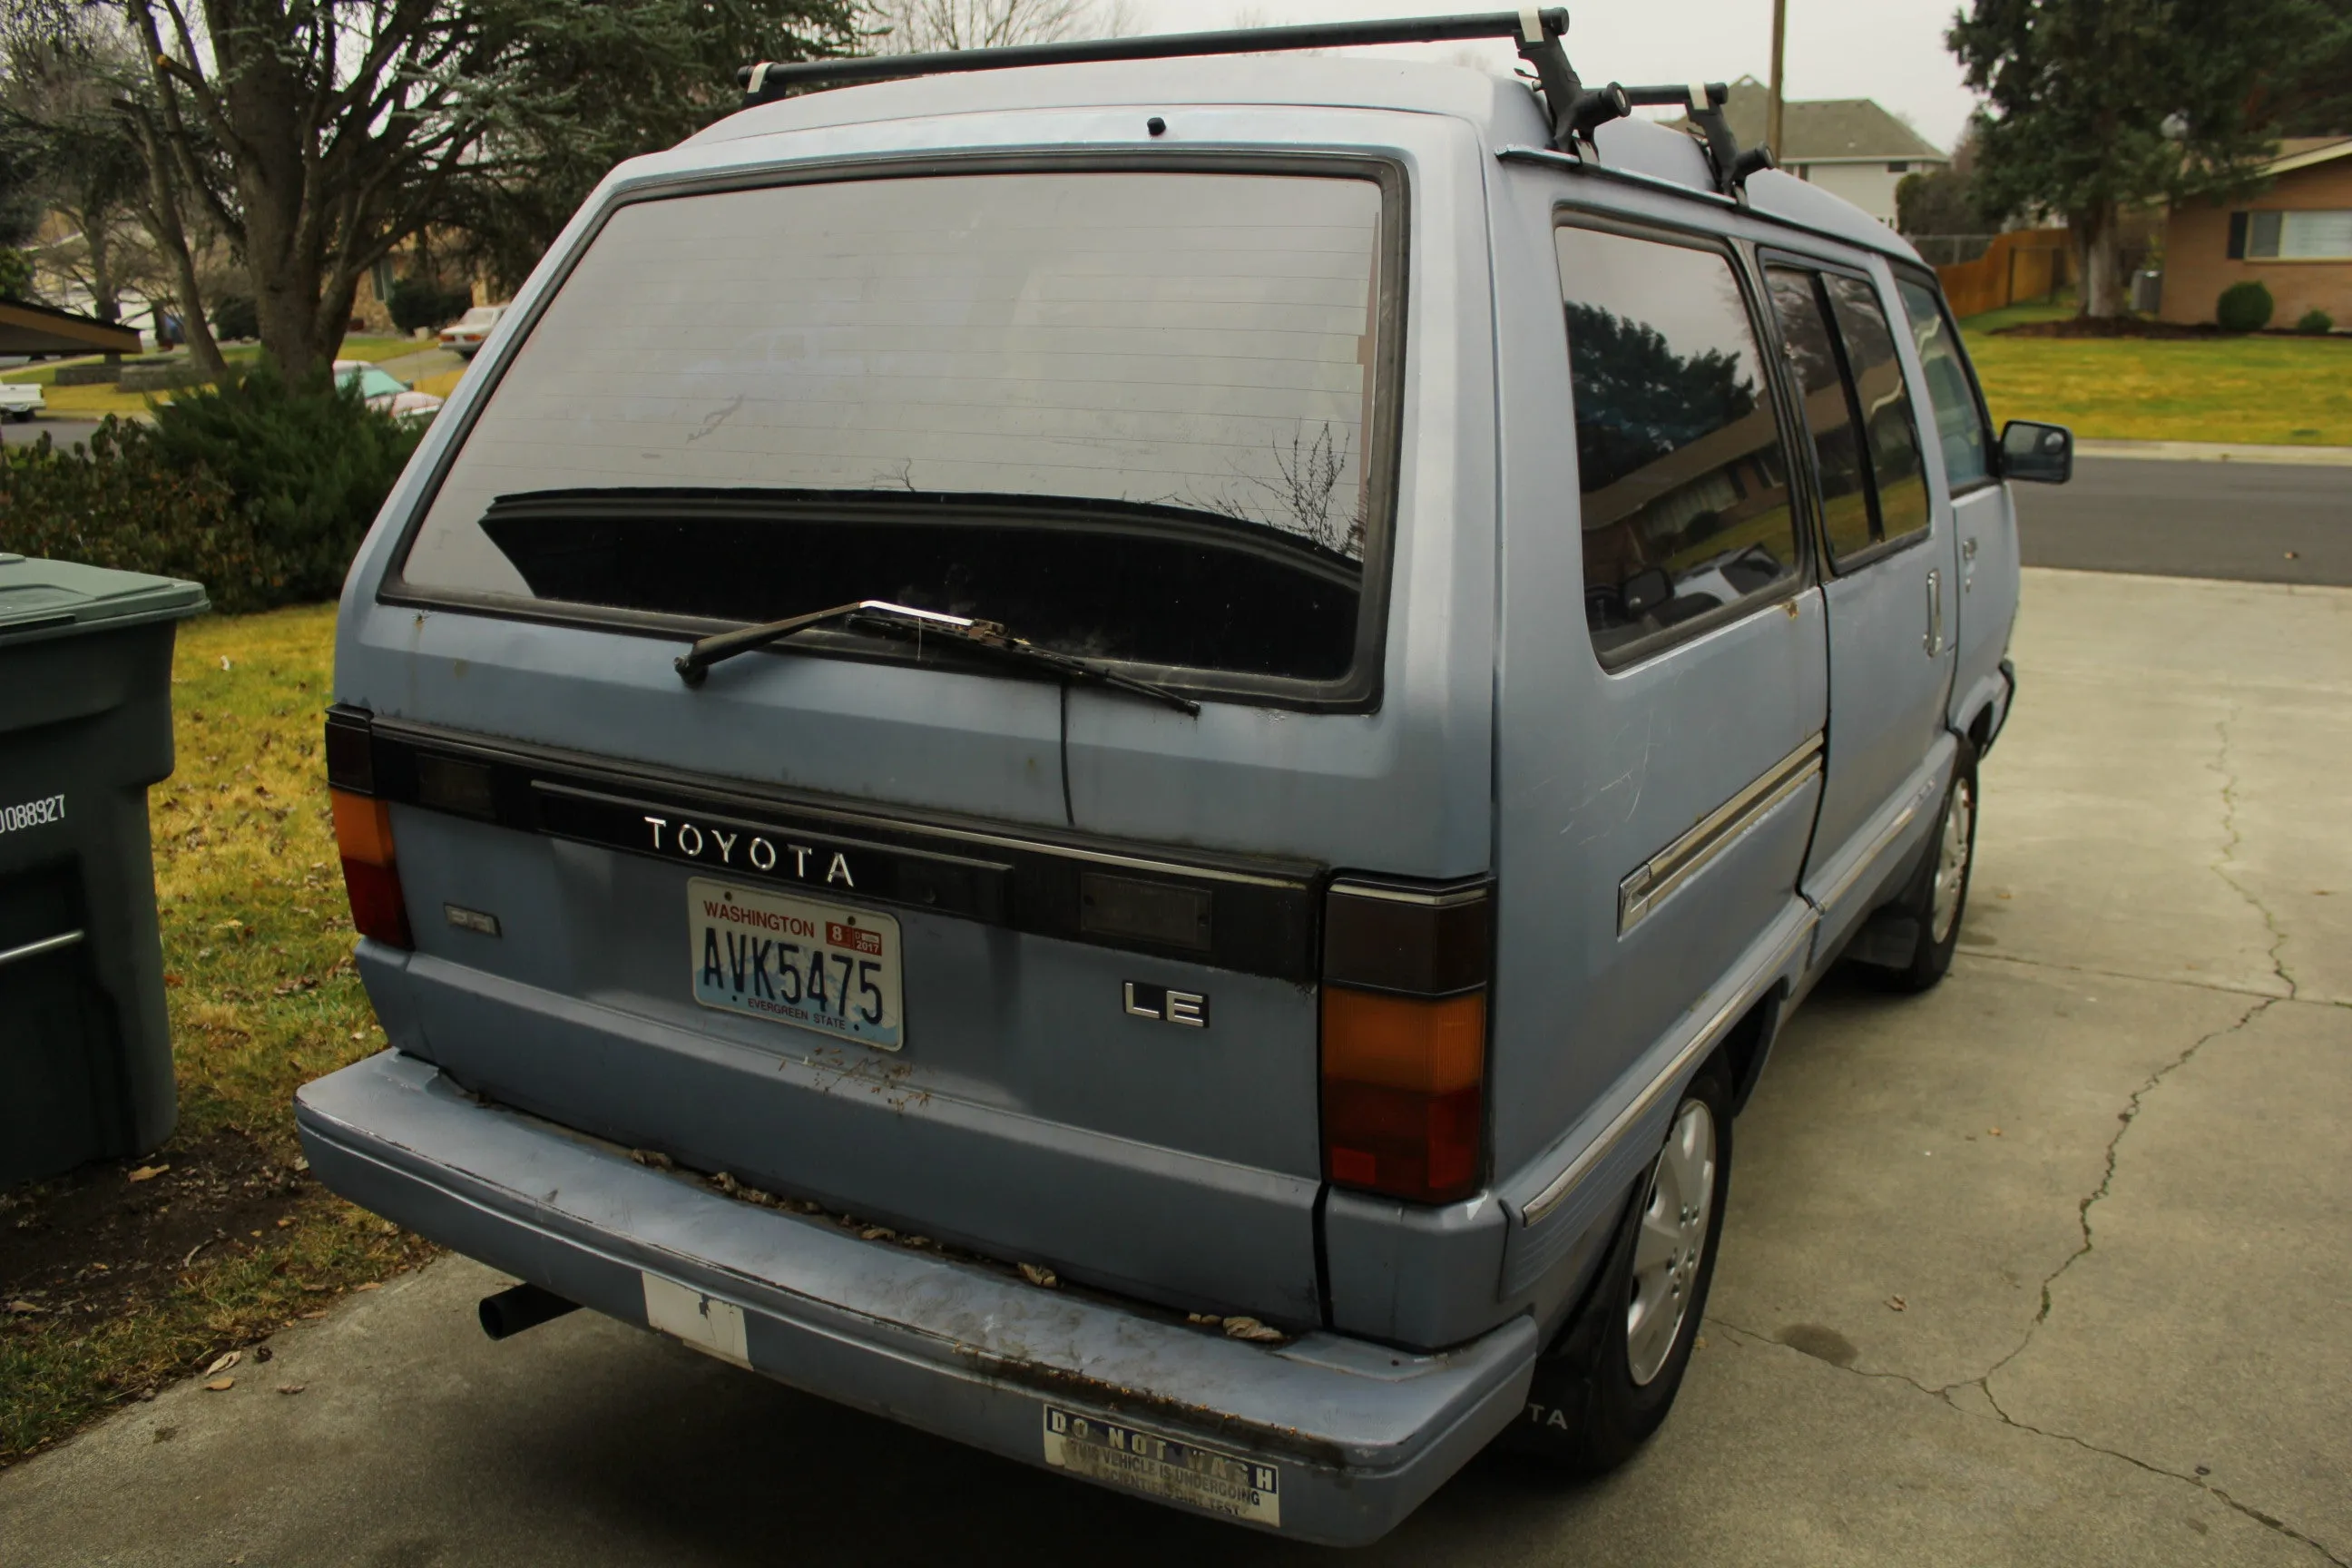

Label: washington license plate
[689,877,904,1050]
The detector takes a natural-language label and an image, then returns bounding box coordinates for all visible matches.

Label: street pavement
[3,564,2347,1566]
[2016,456,2352,586]
[0,416,102,450]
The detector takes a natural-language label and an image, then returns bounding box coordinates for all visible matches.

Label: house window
[1886,162,1908,174]
[2230,210,2352,260]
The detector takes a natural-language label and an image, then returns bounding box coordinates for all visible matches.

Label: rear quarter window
[392,167,1400,705]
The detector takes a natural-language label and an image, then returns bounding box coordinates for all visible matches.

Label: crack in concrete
[1956,946,2287,1002]
[1977,993,2278,1390]
[2213,701,2301,1002]
[1707,1315,2347,1564]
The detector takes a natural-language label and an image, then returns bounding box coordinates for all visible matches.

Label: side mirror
[1999,420,2073,485]
[1621,565,1674,620]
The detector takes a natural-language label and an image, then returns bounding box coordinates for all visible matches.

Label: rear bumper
[296,1050,1536,1545]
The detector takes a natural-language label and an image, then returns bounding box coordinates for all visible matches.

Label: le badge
[1123,982,1208,1028]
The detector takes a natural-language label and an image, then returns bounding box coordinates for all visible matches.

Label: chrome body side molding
[1619,733,1824,935]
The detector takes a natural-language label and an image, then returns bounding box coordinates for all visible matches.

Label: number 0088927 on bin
[689,877,904,1050]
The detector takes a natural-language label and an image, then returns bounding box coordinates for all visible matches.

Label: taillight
[325,709,412,948]
[1320,879,1492,1203]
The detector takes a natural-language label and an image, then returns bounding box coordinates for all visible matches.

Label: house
[2161,137,2352,328]
[1699,77,1950,230]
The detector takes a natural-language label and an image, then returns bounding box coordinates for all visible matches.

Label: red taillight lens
[1321,987,1485,1201]
[331,788,412,948]
[1319,879,1492,1205]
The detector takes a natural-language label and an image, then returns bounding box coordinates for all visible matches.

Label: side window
[1895,276,1994,492]
[1557,225,1801,666]
[1766,268,1876,562]
[1821,276,1930,546]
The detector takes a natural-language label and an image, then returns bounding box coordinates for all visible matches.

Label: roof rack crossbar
[740,8,1593,150]
[1617,81,1772,197]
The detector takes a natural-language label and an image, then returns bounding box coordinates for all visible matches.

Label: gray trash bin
[0,553,207,1183]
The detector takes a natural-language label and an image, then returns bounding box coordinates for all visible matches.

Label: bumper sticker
[1042,1406,1279,1527]
[642,1271,750,1367]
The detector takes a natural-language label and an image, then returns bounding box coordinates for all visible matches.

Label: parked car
[332,360,442,425]
[437,303,508,358]
[302,17,2069,1548]
[0,381,44,421]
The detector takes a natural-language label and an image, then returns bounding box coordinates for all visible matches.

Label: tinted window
[1896,277,1993,491]
[1766,269,1875,562]
[397,172,1391,689]
[1557,228,1799,665]
[1822,275,1929,546]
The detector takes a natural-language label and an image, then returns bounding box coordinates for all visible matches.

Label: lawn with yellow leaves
[1,604,435,1466]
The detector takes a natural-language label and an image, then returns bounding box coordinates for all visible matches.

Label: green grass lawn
[1962,312,2352,446]
[1,606,433,1465]
[2,336,433,420]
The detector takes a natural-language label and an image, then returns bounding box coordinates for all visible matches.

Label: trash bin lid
[0,554,208,643]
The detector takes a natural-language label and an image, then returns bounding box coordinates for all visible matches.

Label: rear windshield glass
[396,172,1392,690]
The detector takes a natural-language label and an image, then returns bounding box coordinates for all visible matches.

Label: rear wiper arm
[674,599,1200,716]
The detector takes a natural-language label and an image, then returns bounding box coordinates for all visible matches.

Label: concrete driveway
[3,568,2347,1567]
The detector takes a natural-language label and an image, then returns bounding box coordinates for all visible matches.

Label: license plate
[1042,1406,1280,1527]
[689,877,904,1050]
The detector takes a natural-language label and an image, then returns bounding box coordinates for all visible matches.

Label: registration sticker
[689,877,904,1050]
[1042,1406,1280,1527]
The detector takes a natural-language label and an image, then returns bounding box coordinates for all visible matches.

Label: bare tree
[870,0,1137,53]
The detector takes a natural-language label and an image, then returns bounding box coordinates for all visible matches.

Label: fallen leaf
[127,1165,171,1183]
[277,1384,307,1396]
[1987,1127,2003,1137]
[204,1377,235,1392]
[1222,1316,1286,1344]
[275,1218,292,1229]
[899,1235,931,1249]
[1886,1295,1908,1312]
[353,1281,380,1292]
[6,1300,42,1316]
[859,1226,897,1242]
[205,1350,241,1377]
[1187,1312,1224,1327]
[299,1311,328,1320]
[710,1171,740,1196]
[254,1347,273,1363]
[630,1149,674,1171]
[2284,550,2299,560]
[1019,1263,1060,1289]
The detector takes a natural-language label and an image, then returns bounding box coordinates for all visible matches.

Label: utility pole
[1766,0,1788,163]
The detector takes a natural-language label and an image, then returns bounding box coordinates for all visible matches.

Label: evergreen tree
[1949,0,2323,317]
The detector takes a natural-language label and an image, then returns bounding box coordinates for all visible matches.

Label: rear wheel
[1510,1056,1733,1475]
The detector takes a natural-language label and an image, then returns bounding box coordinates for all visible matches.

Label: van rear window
[395,171,1395,694]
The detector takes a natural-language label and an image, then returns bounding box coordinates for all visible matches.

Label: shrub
[2295,308,2335,335]
[143,360,425,603]
[0,422,291,612]
[211,293,260,341]
[0,362,424,613]
[387,274,474,334]
[2216,280,2275,333]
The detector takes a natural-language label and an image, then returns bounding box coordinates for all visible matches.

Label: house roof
[2265,136,2352,177]
[1699,76,1949,163]
[0,297,142,357]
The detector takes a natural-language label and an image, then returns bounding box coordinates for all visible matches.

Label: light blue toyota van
[301,11,2071,1544]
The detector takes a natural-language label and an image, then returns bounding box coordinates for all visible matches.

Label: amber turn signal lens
[1321,986,1485,1203]
[330,789,412,948]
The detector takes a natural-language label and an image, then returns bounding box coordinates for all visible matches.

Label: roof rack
[735,11,1771,194]
[1619,82,1779,194]
[740,8,1636,153]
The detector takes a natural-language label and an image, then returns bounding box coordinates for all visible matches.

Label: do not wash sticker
[1042,1406,1280,1527]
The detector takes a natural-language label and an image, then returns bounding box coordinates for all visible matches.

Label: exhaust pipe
[478,1281,581,1341]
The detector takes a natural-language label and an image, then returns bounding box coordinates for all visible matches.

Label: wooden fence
[1935,229,2075,318]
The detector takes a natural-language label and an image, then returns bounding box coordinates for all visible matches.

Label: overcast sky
[1124,0,1981,153]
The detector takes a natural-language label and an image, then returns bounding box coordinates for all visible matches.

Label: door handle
[1924,569,1944,656]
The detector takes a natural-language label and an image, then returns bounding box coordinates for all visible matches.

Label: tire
[1853,741,1978,994]
[1509,1055,1734,1475]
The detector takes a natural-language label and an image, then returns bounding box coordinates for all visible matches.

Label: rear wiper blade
[673,599,1200,716]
